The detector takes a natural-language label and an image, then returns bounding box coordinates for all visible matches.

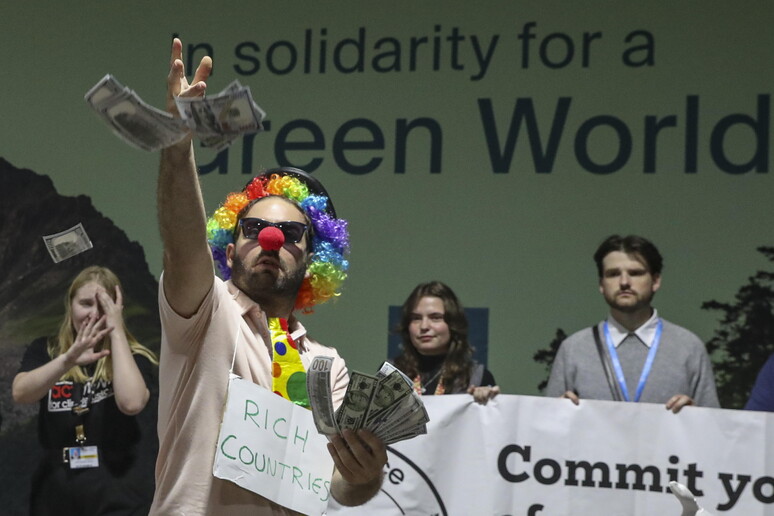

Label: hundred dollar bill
[365,369,414,426]
[390,393,430,431]
[176,80,265,132]
[366,363,424,437]
[306,356,339,436]
[43,223,93,263]
[217,80,267,126]
[368,392,421,431]
[335,372,379,431]
[377,418,429,445]
[365,398,404,434]
[101,94,189,151]
[86,74,266,152]
[86,74,188,151]
[308,361,429,446]
[85,73,126,108]
[175,83,265,151]
[367,391,429,440]
[376,361,413,387]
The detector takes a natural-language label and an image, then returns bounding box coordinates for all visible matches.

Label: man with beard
[546,235,719,413]
[149,38,386,515]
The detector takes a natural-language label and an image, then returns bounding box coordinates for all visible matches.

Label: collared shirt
[151,275,349,516]
[606,309,660,348]
[546,312,720,407]
[229,281,310,355]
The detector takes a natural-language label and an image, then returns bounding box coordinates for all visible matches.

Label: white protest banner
[326,395,774,515]
[213,375,334,516]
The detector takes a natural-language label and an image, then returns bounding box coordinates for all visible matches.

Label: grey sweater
[546,318,720,407]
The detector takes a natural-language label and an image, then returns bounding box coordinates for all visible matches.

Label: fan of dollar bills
[84,74,266,152]
[307,357,430,445]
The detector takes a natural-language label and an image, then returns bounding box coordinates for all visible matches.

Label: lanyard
[72,377,95,444]
[72,377,95,416]
[603,319,663,402]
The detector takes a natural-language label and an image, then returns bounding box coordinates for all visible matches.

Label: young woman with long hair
[394,281,499,404]
[13,266,158,515]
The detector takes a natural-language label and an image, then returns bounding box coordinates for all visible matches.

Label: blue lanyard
[603,319,663,402]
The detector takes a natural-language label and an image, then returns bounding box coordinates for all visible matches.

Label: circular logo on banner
[326,447,446,515]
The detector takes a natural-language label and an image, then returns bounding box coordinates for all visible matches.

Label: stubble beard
[230,252,307,308]
[608,290,654,314]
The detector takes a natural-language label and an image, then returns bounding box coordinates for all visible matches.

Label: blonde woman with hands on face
[13,266,158,516]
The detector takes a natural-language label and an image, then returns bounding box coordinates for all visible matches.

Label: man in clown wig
[149,38,386,515]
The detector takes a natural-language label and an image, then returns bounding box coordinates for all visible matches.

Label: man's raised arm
[157,38,214,317]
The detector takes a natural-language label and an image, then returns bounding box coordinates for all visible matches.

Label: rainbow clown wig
[206,167,350,312]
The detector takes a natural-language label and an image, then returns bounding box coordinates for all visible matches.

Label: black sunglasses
[238,217,308,244]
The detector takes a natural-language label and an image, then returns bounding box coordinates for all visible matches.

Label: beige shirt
[150,275,349,516]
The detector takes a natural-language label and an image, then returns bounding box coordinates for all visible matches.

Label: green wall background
[3,1,773,396]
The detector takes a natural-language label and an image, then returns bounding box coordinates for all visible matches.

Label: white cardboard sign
[213,375,334,516]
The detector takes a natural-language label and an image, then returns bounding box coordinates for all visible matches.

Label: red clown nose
[258,226,285,251]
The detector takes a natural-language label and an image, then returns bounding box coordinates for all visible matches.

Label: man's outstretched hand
[328,429,387,507]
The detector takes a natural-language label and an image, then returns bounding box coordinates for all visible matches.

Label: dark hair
[593,234,663,277]
[394,281,473,392]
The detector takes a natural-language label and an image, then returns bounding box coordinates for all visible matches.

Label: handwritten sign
[213,374,334,515]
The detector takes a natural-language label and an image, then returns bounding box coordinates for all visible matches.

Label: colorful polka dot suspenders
[269,317,310,408]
